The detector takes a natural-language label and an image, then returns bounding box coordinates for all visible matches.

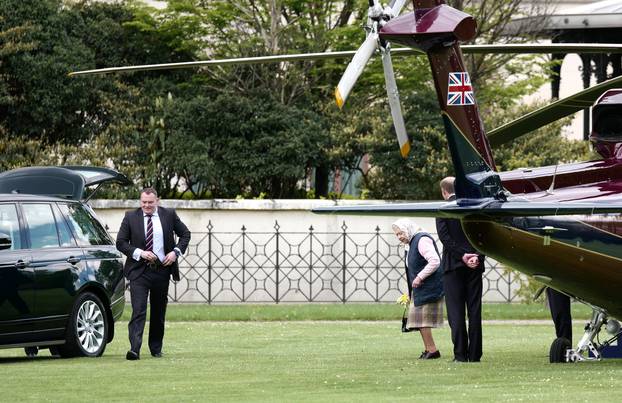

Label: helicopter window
[593,106,622,141]
[595,116,622,140]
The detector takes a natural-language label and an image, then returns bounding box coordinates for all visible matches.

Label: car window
[51,203,76,247]
[22,204,60,249]
[58,203,111,246]
[0,204,21,250]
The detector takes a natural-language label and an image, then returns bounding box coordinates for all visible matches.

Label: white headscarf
[391,218,422,251]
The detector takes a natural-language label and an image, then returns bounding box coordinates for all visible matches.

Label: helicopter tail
[380,1,504,202]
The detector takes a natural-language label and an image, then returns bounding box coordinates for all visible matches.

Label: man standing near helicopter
[436,177,485,363]
[547,287,572,344]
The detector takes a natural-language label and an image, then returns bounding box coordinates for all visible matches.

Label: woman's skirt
[406,297,444,330]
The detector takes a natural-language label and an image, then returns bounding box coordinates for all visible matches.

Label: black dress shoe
[421,350,441,359]
[452,358,467,362]
[126,351,140,360]
[419,350,429,359]
[151,352,162,358]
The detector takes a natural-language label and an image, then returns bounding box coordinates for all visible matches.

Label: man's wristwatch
[174,248,181,258]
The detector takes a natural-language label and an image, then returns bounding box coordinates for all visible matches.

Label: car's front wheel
[58,292,108,358]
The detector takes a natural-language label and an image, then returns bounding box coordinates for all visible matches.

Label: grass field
[119,302,595,322]
[1,304,618,402]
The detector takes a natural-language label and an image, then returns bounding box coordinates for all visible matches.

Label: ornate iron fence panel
[112,220,522,303]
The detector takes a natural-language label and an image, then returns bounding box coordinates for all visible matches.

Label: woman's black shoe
[421,350,441,359]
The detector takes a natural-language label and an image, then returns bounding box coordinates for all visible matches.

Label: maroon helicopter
[316,0,622,363]
[71,0,622,362]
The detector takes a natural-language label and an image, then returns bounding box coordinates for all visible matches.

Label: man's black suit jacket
[435,216,484,273]
[116,206,191,281]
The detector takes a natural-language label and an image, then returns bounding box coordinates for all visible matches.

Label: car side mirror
[0,232,12,250]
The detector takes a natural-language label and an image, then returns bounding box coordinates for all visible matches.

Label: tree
[0,10,43,171]
[117,0,591,201]
[491,105,592,171]
[363,0,588,200]
[448,0,554,86]
[0,0,103,144]
[0,0,199,196]
[359,73,452,200]
[159,92,329,198]
[0,0,592,201]
[121,0,370,197]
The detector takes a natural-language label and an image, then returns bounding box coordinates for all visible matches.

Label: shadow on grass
[0,355,58,365]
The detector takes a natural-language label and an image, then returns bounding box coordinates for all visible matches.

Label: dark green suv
[0,166,129,357]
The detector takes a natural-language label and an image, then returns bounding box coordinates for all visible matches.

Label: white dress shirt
[132,211,165,262]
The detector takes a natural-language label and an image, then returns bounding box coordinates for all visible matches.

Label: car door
[57,202,124,296]
[21,202,86,338]
[0,203,35,343]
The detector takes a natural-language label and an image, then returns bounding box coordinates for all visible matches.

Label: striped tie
[145,214,153,252]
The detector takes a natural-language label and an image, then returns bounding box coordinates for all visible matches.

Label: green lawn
[130,302,594,322]
[1,313,619,402]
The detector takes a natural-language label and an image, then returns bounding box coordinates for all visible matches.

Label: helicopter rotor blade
[335,31,379,109]
[383,0,409,158]
[68,50,370,76]
[337,0,411,157]
[68,44,622,77]
[488,74,622,146]
[390,0,408,16]
[335,0,396,109]
[381,46,410,158]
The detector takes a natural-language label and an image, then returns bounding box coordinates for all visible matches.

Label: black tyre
[57,292,108,358]
[549,337,571,363]
[49,346,61,357]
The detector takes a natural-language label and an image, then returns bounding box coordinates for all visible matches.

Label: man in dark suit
[546,287,572,343]
[435,177,484,362]
[116,187,191,360]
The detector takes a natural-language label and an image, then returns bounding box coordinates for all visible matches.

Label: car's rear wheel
[57,292,108,358]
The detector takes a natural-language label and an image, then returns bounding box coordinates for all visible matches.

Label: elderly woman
[392,218,444,359]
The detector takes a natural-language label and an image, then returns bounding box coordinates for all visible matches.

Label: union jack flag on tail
[447,72,474,106]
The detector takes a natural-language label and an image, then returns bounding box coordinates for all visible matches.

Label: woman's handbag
[401,308,413,333]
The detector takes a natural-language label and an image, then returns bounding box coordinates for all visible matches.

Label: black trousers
[546,287,572,343]
[443,267,483,362]
[128,267,170,355]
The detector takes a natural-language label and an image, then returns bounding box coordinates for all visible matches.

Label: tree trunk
[314,165,329,198]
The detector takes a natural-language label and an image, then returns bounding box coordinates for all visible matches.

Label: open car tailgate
[0,166,131,200]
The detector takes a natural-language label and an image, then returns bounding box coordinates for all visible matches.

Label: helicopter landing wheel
[549,337,571,363]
